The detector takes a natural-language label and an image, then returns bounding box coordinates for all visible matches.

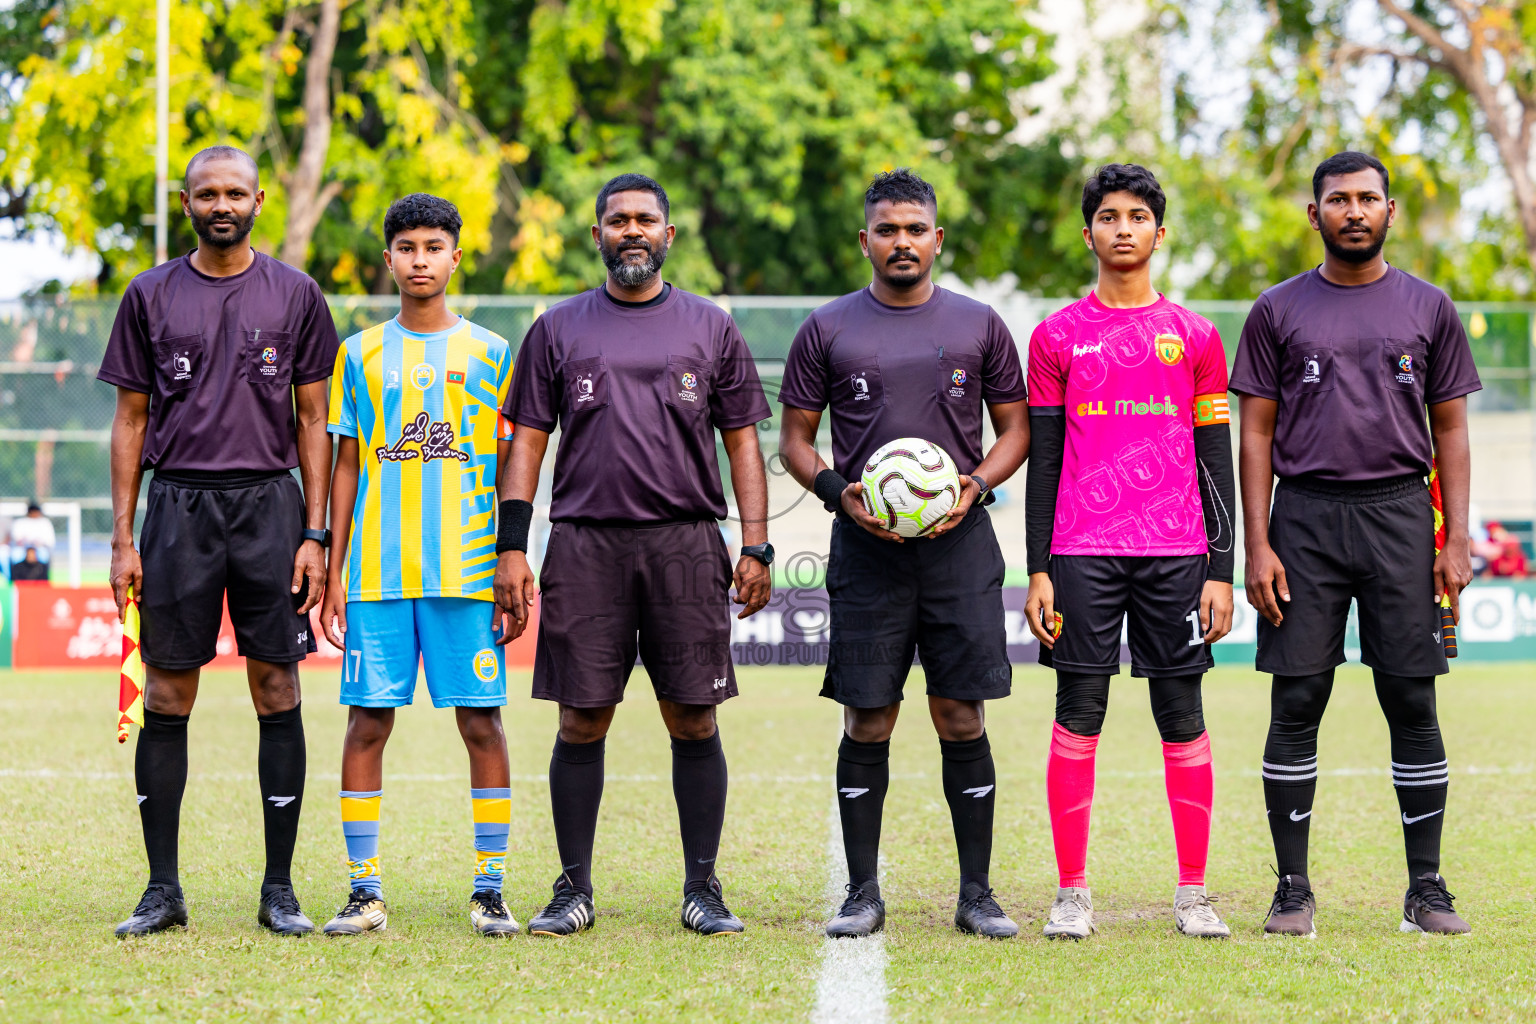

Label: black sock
[672,730,728,891]
[1262,671,1332,882]
[257,702,306,892]
[550,736,605,897]
[836,735,889,893]
[1375,672,1448,884]
[940,733,996,892]
[135,708,189,891]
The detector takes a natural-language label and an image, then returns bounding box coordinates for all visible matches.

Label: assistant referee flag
[116,587,144,743]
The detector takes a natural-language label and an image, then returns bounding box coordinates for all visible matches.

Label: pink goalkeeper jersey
[1028,292,1229,557]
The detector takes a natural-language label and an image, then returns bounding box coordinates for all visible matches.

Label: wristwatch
[740,543,775,567]
[302,527,332,548]
[970,475,991,501]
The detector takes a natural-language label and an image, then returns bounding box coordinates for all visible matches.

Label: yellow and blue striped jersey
[328,316,513,602]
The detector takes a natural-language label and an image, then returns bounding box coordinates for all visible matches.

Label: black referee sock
[1262,671,1332,880]
[135,708,190,891]
[672,730,728,892]
[1375,672,1449,884]
[940,733,996,892]
[549,736,605,897]
[257,702,306,893]
[837,735,890,893]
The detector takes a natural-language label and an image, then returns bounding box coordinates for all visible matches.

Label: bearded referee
[101,147,339,936]
[779,169,1029,938]
[494,174,772,936]
[1233,152,1480,937]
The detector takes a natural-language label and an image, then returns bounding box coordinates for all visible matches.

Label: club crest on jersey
[261,346,277,363]
[411,363,436,390]
[376,410,469,463]
[1396,354,1415,384]
[952,368,967,385]
[473,649,498,682]
[677,371,700,402]
[1154,333,1184,366]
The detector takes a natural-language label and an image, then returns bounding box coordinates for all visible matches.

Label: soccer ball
[860,438,961,538]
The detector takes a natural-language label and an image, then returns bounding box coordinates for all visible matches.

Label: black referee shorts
[138,470,317,670]
[1041,554,1214,678]
[1258,474,1448,677]
[821,506,1011,708]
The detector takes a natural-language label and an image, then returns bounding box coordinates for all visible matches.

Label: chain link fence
[2,292,1532,550]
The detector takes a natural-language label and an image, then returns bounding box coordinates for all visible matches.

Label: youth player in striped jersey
[1024,164,1238,940]
[318,194,519,937]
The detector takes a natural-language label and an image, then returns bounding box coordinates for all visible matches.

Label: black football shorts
[821,506,1012,708]
[1257,474,1448,677]
[532,520,738,707]
[1041,553,1214,678]
[139,470,317,670]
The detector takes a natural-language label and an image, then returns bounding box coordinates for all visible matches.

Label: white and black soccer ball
[860,438,961,538]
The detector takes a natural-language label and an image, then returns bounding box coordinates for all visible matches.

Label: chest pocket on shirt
[1376,338,1428,396]
[1282,341,1337,399]
[663,355,713,414]
[936,352,983,406]
[244,330,295,386]
[564,356,610,414]
[152,334,204,393]
[831,357,884,409]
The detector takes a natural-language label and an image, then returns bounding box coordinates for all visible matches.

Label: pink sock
[1163,732,1214,887]
[1047,723,1099,889]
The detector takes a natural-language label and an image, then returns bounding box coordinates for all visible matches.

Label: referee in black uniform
[779,169,1029,938]
[101,147,340,936]
[1233,152,1480,937]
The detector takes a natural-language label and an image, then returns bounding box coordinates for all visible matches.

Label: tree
[1336,2,1536,276]
[458,0,1065,295]
[0,0,502,292]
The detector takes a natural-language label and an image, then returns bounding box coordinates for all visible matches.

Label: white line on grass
[811,793,888,1024]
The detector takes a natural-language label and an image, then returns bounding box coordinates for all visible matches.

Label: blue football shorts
[340,597,506,708]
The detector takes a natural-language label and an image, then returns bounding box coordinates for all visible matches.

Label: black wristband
[496,499,534,554]
[813,468,849,513]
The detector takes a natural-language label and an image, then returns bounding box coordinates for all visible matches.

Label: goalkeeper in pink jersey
[1024,164,1237,940]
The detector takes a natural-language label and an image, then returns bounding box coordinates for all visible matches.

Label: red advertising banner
[12,585,538,670]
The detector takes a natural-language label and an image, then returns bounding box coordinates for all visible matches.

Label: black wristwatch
[970,475,991,501]
[740,543,775,567]
[302,528,332,548]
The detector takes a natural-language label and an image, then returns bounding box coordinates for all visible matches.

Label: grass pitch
[1,663,1533,1023]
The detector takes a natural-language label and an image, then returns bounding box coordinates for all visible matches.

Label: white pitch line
[811,793,888,1024]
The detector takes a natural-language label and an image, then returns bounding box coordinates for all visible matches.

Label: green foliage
[2,0,1530,298]
[459,0,1061,296]
[0,0,502,293]
[1143,0,1533,300]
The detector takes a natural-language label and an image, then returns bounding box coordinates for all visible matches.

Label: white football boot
[1042,887,1096,940]
[1174,885,1231,938]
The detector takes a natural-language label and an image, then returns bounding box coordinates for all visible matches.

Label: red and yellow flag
[1428,460,1457,658]
[117,587,145,743]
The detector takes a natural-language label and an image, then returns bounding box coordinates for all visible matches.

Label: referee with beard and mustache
[494,173,772,937]
[1233,151,1481,938]
[100,146,339,936]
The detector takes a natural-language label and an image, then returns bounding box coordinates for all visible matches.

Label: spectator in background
[1485,523,1528,578]
[8,501,54,582]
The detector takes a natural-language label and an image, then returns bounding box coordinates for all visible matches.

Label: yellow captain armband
[1193,393,1230,426]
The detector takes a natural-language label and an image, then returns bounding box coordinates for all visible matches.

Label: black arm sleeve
[1025,408,1065,575]
[1194,423,1236,583]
